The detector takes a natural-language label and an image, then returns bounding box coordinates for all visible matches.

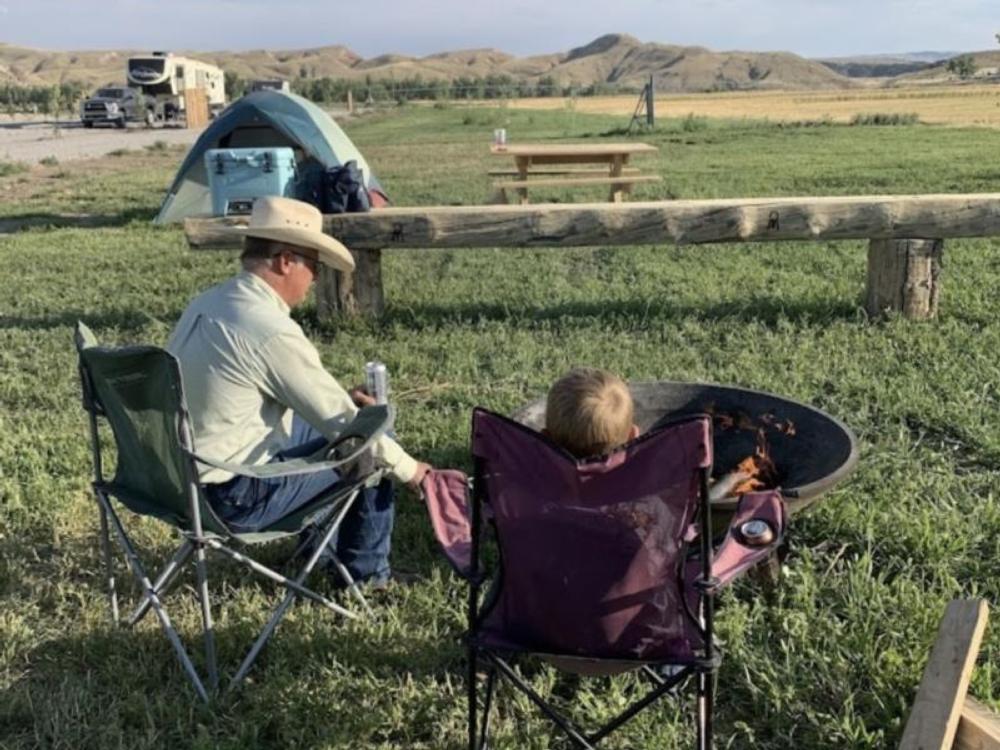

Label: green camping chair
[74,321,391,702]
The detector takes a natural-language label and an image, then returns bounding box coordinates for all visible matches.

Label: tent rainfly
[155,90,385,224]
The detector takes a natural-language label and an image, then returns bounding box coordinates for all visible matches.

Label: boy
[544,368,641,458]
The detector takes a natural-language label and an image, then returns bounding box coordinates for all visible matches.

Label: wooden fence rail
[184,194,1000,318]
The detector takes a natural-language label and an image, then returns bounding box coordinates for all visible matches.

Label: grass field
[495,84,1000,127]
[3,105,1000,749]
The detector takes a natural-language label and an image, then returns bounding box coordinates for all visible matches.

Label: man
[167,196,430,586]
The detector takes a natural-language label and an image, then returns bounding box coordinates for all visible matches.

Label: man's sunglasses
[272,249,319,273]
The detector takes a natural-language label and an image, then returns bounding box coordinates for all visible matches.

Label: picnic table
[490,142,661,204]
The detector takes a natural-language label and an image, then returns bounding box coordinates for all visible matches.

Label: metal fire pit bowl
[511,381,859,516]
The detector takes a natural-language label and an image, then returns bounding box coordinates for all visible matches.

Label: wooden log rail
[184,194,1000,318]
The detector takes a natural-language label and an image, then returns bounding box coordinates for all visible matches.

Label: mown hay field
[497,84,1000,127]
[3,105,1000,749]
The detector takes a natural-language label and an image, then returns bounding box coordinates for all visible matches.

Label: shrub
[39,155,59,166]
[0,160,28,177]
[681,113,709,132]
[851,112,920,126]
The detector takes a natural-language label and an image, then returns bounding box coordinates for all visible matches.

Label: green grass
[3,105,1000,748]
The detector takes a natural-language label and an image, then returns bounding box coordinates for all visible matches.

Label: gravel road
[0,121,204,164]
[0,105,352,164]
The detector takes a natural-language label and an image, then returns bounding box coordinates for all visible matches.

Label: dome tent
[155,90,385,223]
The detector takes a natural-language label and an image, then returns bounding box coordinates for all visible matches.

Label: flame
[731,438,777,495]
[711,410,791,497]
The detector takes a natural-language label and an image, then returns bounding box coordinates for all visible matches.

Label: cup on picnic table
[493,128,507,148]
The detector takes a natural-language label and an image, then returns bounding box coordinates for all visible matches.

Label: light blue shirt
[167,271,418,484]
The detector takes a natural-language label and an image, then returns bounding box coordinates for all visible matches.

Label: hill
[0,34,856,93]
[893,50,1000,83]
[814,51,957,78]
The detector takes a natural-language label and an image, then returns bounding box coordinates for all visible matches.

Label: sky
[0,0,995,59]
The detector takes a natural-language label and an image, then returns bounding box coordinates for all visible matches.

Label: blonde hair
[545,368,635,458]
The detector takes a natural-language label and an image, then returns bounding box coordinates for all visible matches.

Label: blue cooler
[205,147,298,216]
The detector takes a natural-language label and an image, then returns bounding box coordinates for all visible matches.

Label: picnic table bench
[490,142,661,204]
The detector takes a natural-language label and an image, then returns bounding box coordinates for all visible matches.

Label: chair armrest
[421,468,475,578]
[191,405,394,480]
[74,321,98,352]
[708,490,786,589]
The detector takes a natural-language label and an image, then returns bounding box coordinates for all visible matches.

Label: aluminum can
[364,361,389,405]
[739,519,775,547]
[493,128,507,147]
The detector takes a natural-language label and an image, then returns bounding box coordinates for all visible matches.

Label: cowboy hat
[236,196,355,272]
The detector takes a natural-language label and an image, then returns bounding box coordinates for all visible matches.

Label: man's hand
[349,385,376,408]
[407,462,433,491]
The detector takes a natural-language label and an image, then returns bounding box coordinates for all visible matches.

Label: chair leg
[193,541,218,691]
[207,540,358,616]
[479,667,497,750]
[487,654,595,749]
[468,644,478,750]
[99,494,210,703]
[97,501,120,625]
[324,551,373,615]
[313,489,373,615]
[697,670,713,750]
[224,495,363,691]
[127,540,194,627]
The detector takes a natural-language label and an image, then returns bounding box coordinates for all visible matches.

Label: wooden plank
[502,152,649,166]
[955,697,1000,750]
[184,194,1000,251]
[492,175,661,189]
[899,599,988,750]
[490,143,658,157]
[183,89,209,129]
[487,167,642,177]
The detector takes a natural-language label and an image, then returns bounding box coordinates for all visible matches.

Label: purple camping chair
[422,408,786,750]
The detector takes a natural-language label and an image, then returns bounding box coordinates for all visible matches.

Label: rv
[249,79,290,94]
[126,52,226,125]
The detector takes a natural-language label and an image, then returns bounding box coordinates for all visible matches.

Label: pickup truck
[80,87,142,128]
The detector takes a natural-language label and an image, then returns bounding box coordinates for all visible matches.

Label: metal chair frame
[77,331,383,703]
[464,452,719,749]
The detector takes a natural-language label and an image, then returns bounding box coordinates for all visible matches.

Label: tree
[224,71,246,99]
[947,55,977,79]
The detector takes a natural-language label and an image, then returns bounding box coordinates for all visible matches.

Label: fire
[731,440,777,495]
[706,405,792,499]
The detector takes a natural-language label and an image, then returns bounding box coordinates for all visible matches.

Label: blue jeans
[204,418,395,584]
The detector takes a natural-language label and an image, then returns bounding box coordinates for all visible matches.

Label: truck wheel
[115,117,126,129]
[83,121,94,128]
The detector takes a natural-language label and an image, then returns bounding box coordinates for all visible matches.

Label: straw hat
[237,196,355,272]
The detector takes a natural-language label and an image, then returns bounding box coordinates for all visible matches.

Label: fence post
[315,249,384,319]
[646,75,655,127]
[865,238,942,320]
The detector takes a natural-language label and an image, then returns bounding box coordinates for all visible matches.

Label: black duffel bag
[321,160,371,214]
